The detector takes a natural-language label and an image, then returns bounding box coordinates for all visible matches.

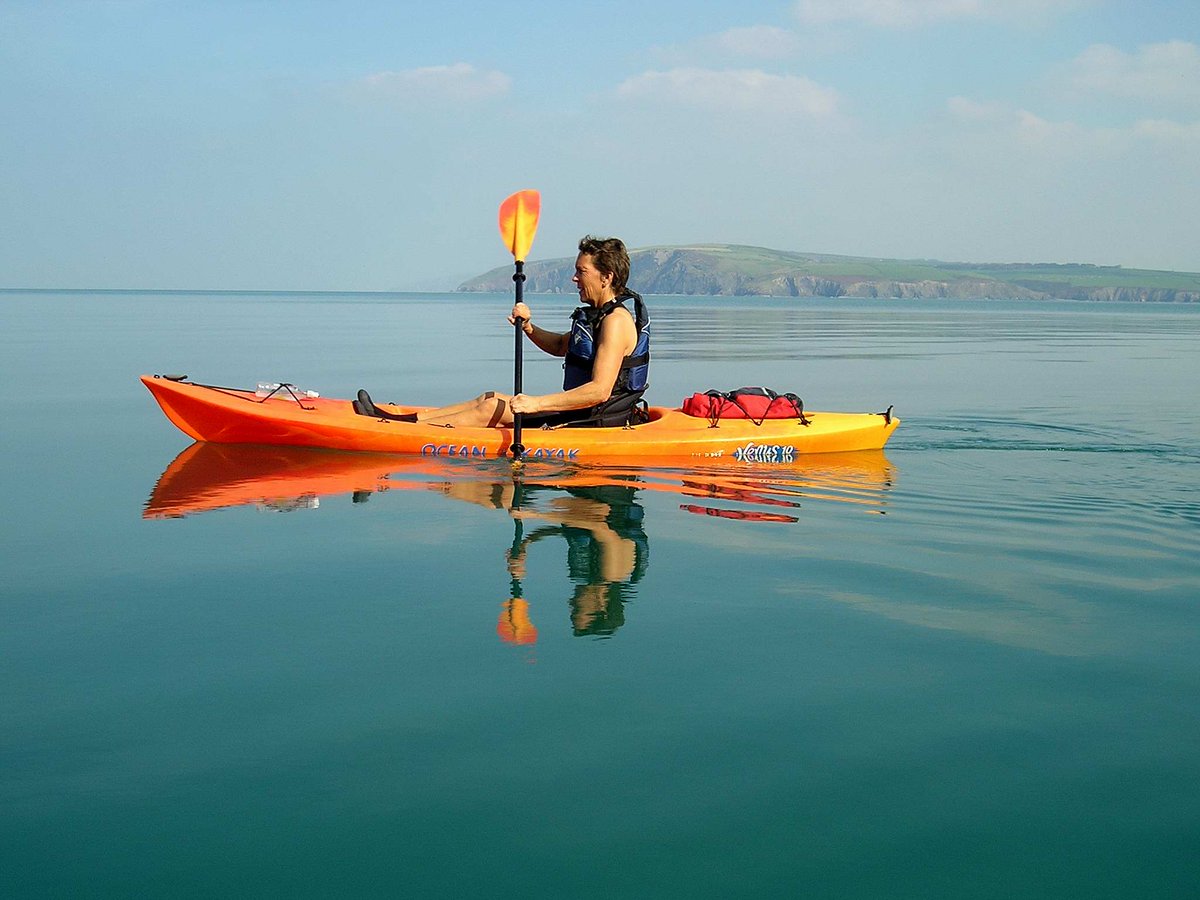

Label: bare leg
[413,393,495,420]
[417,391,515,428]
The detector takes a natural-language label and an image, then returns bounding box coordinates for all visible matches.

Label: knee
[478,392,508,427]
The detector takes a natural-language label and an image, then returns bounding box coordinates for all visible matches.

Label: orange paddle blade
[498,190,541,261]
[497,598,538,645]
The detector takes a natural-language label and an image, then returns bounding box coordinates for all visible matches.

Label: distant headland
[458,244,1199,302]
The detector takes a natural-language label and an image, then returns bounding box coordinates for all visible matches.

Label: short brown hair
[578,236,630,295]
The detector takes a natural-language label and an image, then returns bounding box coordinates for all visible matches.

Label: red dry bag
[681,387,810,426]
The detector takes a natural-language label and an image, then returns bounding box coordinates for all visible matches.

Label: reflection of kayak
[141,375,899,459]
[143,442,420,518]
[144,441,896,520]
[680,504,799,524]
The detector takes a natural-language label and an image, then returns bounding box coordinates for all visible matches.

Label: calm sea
[2,291,1198,898]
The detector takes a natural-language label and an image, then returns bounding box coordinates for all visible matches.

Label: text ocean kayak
[141,375,899,461]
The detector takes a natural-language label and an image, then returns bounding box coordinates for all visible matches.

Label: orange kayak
[141,374,898,461]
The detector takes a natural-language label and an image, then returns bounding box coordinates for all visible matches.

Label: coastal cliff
[458,245,1200,302]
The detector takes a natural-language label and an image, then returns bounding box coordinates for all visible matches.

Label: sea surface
[2,290,1198,898]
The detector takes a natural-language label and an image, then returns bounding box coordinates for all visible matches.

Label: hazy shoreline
[460,244,1200,302]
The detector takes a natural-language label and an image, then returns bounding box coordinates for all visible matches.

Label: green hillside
[459,244,1200,301]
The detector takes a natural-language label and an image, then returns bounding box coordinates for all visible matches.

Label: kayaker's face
[573,253,613,306]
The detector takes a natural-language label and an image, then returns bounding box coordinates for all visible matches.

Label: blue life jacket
[562,292,650,408]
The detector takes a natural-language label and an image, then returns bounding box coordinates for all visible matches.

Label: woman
[357,236,650,428]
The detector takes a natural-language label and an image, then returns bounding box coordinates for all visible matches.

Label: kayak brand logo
[418,444,581,460]
[522,447,580,460]
[733,443,796,463]
[421,444,490,458]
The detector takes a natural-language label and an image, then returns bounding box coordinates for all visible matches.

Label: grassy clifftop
[458,244,1200,301]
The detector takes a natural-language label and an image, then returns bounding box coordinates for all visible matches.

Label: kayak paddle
[497,189,541,459]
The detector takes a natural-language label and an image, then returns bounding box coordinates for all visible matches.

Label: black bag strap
[702,389,726,428]
[780,392,811,426]
[724,390,769,426]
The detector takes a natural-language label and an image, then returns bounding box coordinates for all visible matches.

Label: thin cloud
[649,25,804,67]
[1063,41,1200,106]
[948,96,1200,150]
[795,0,1082,28]
[617,68,839,118]
[946,95,1008,123]
[949,98,1092,147]
[1132,118,1200,143]
[1012,109,1085,147]
[710,26,802,59]
[359,63,511,103]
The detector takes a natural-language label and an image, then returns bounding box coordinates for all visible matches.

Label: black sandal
[355,389,417,422]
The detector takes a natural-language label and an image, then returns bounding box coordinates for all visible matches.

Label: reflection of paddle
[497,189,541,460]
[499,517,539,645]
[497,597,538,645]
[498,482,537,645]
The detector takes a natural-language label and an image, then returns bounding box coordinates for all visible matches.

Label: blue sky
[2,0,1197,289]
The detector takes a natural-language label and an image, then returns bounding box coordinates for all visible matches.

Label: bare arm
[509,303,567,357]
[513,307,636,414]
[523,321,568,357]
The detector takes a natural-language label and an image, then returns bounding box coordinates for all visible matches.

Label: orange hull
[144,442,416,518]
[141,375,898,461]
[144,441,897,520]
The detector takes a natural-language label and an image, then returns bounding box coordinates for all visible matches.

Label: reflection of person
[356,236,650,429]
[507,484,648,637]
[436,478,648,638]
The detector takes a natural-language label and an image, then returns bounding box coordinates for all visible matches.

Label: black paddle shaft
[511,260,526,458]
